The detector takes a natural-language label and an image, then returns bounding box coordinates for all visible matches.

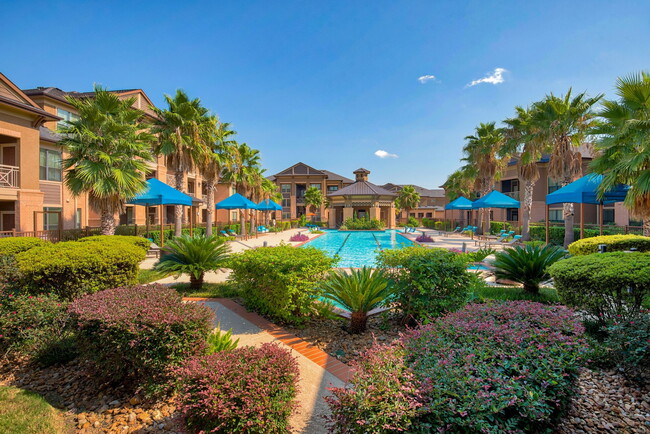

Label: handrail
[0,164,19,188]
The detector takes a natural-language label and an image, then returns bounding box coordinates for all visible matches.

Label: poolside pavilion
[327,168,397,228]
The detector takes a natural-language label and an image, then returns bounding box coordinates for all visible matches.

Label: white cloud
[374,149,398,159]
[467,68,507,87]
[418,74,437,84]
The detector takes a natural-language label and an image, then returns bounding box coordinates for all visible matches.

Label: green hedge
[548,252,650,322]
[530,224,631,245]
[78,235,150,252]
[16,240,146,300]
[0,238,47,257]
[489,221,513,234]
[227,245,337,324]
[567,234,650,255]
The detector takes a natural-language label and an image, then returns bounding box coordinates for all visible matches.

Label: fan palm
[442,166,476,201]
[493,244,565,294]
[591,72,650,236]
[462,122,507,234]
[59,86,154,235]
[154,234,230,290]
[395,185,421,222]
[320,267,394,334]
[304,186,323,221]
[503,106,543,241]
[222,143,261,236]
[151,90,211,236]
[532,90,602,246]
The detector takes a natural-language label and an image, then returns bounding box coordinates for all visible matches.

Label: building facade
[381,183,446,220]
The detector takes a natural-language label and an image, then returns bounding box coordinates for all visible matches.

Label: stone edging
[184,297,352,382]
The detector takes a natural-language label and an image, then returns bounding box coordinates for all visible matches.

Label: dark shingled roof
[320,170,354,183]
[24,87,142,105]
[381,183,445,198]
[40,127,62,143]
[273,163,353,183]
[328,181,397,197]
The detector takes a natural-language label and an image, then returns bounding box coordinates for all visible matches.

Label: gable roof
[328,181,397,197]
[320,170,354,183]
[274,162,326,177]
[0,73,60,121]
[381,183,445,198]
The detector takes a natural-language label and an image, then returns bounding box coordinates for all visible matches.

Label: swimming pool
[302,230,414,268]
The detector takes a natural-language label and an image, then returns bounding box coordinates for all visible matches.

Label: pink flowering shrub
[289,233,309,242]
[69,284,214,389]
[327,301,588,433]
[415,234,434,243]
[176,342,300,433]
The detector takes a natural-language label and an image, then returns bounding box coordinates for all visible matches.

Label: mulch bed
[0,355,184,433]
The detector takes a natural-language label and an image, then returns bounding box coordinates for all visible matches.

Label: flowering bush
[327,302,588,433]
[376,247,472,325]
[228,245,337,324]
[16,239,146,300]
[415,234,434,243]
[0,237,47,257]
[289,233,309,242]
[69,284,214,389]
[603,311,650,384]
[0,293,77,366]
[176,343,299,433]
[0,256,22,295]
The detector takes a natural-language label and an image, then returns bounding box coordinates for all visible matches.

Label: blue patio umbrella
[471,190,520,235]
[216,193,259,235]
[128,178,194,246]
[256,199,282,211]
[444,196,474,230]
[545,174,629,240]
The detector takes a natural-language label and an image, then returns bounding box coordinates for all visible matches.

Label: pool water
[302,230,414,268]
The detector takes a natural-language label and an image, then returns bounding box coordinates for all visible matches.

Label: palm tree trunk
[349,311,368,334]
[174,171,184,237]
[521,180,534,241]
[100,209,116,235]
[523,282,539,294]
[205,182,215,237]
[190,273,204,290]
[643,219,650,237]
[563,202,575,247]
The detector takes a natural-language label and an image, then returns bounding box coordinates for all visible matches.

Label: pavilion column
[388,205,396,229]
[328,207,337,228]
[369,203,381,222]
[342,206,354,223]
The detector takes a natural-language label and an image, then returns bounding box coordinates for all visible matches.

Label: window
[281,184,291,194]
[327,185,338,192]
[548,177,562,194]
[282,198,291,207]
[56,108,79,129]
[282,212,291,220]
[39,149,62,181]
[230,186,237,195]
[603,208,615,225]
[75,208,82,229]
[43,207,62,231]
[231,211,238,221]
[187,180,195,194]
[549,208,564,222]
[310,183,321,190]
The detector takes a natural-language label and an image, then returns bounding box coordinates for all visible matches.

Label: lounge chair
[451,226,462,233]
[257,225,269,233]
[496,231,514,242]
[502,234,522,245]
[220,230,230,237]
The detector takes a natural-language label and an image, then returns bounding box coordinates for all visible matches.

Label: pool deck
[401,228,513,251]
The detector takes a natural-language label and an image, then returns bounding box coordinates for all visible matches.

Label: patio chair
[220,230,230,237]
[257,225,269,233]
[451,226,462,233]
[502,235,522,245]
[496,231,514,242]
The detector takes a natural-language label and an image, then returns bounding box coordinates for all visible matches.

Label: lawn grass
[172,282,240,299]
[136,269,170,284]
[476,285,560,304]
[0,386,65,434]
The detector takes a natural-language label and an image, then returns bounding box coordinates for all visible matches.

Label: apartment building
[381,183,446,220]
[0,72,234,233]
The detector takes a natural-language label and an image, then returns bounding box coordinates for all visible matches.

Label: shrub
[16,240,146,300]
[69,284,214,388]
[227,245,337,324]
[78,234,150,252]
[206,324,239,353]
[493,244,566,293]
[529,224,626,245]
[327,302,588,433]
[320,267,394,333]
[289,233,309,242]
[464,247,496,263]
[490,221,513,234]
[343,217,384,230]
[176,343,300,433]
[0,237,47,258]
[568,234,650,255]
[414,233,433,243]
[0,293,77,366]
[548,252,650,322]
[406,216,418,227]
[602,312,650,384]
[0,256,23,295]
[376,247,472,325]
[155,235,230,289]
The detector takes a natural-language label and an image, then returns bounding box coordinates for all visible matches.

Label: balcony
[502,191,520,201]
[0,164,19,188]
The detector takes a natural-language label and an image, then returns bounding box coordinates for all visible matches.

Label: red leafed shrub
[69,284,214,389]
[289,233,309,242]
[327,301,588,433]
[176,342,300,433]
[415,234,434,243]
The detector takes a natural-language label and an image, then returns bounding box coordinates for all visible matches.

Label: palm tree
[503,106,543,241]
[462,122,506,234]
[442,166,476,201]
[493,244,565,294]
[200,121,236,237]
[304,186,323,221]
[395,185,421,223]
[59,86,154,235]
[151,90,211,237]
[591,72,650,236]
[222,143,261,236]
[258,177,281,226]
[532,90,602,246]
[155,234,230,290]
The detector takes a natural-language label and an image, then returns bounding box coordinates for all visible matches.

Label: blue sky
[3,1,649,188]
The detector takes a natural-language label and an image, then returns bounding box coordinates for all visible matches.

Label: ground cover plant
[69,284,214,391]
[227,245,337,324]
[376,246,472,325]
[176,342,299,433]
[327,301,588,433]
[567,234,650,255]
[475,285,560,303]
[548,252,650,322]
[602,311,650,384]
[493,244,565,293]
[15,239,146,300]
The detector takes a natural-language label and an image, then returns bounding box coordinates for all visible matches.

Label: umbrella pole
[545,205,550,245]
[189,206,193,237]
[160,204,164,247]
[145,205,149,238]
[599,203,603,236]
[580,202,585,239]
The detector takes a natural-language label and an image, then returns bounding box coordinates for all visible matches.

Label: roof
[328,181,397,197]
[320,170,354,183]
[546,174,629,205]
[273,163,353,183]
[128,178,193,206]
[40,126,62,143]
[0,73,61,121]
[381,183,445,198]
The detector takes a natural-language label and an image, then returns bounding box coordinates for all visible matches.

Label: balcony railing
[502,191,520,201]
[0,164,19,188]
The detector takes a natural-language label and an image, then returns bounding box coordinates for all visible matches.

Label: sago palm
[395,185,421,222]
[493,244,565,294]
[591,72,650,236]
[155,234,230,289]
[59,86,154,235]
[320,267,394,334]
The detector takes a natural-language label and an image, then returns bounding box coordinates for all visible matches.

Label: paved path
[188,298,348,434]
